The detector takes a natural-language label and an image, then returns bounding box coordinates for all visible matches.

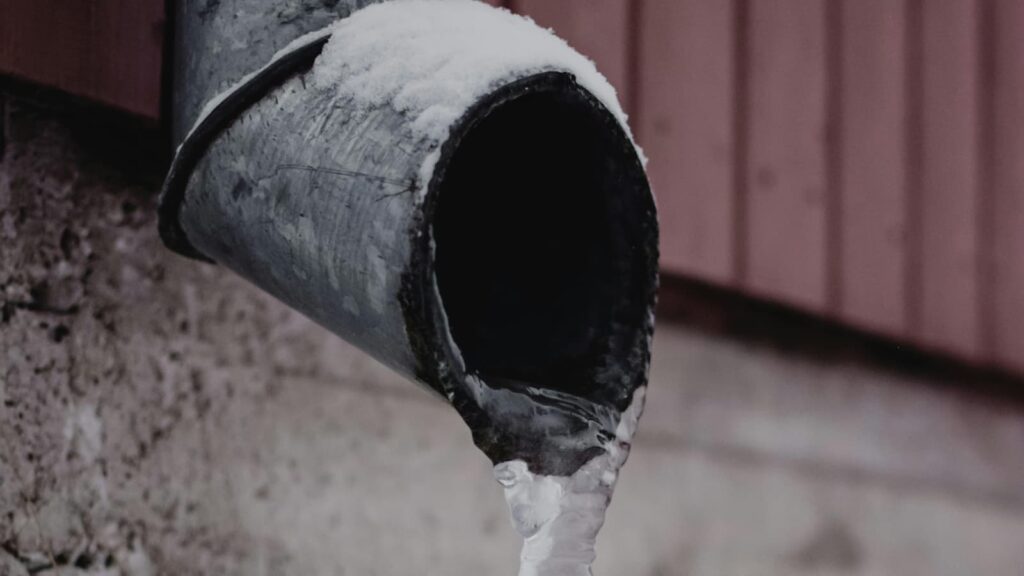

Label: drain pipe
[160,0,659,477]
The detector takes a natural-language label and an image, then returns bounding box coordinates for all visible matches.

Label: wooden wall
[0,0,166,118]
[503,0,1024,374]
[2,0,1022,374]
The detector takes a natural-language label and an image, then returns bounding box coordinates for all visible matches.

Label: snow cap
[312,0,634,145]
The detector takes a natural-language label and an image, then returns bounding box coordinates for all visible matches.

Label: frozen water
[495,387,646,576]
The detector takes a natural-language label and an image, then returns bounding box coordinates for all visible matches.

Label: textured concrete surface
[2,95,1024,575]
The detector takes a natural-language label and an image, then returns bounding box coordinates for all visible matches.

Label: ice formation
[494,387,646,576]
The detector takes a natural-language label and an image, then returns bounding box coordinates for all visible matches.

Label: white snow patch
[313,0,632,145]
[64,403,104,464]
[63,403,111,507]
[180,0,644,201]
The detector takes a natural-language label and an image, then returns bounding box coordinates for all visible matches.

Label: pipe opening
[432,76,655,409]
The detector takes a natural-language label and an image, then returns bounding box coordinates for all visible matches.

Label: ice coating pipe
[161,0,659,477]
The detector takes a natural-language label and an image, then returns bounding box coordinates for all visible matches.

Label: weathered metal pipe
[160,0,659,476]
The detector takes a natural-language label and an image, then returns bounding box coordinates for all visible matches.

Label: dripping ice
[494,387,646,576]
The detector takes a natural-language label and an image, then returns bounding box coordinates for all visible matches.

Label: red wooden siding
[992,0,1024,372]
[510,0,632,103]
[0,0,165,119]
[918,0,983,357]
[744,0,829,311]
[838,0,909,337]
[512,0,1023,372]
[637,0,736,284]
[3,0,1023,375]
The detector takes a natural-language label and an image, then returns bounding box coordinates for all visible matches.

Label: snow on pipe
[159,0,659,476]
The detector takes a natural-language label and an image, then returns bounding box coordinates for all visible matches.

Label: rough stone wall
[2,95,1024,576]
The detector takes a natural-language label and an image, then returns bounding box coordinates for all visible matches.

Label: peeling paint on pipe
[160,0,658,476]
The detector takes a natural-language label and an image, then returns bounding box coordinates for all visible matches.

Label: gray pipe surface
[161,0,659,476]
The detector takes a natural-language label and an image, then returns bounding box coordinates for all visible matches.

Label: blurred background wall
[1,1,1023,574]
[502,0,1024,375]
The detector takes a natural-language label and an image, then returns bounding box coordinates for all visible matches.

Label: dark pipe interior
[433,84,654,408]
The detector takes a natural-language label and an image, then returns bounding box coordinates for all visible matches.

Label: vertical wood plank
[92,0,166,118]
[0,1,92,96]
[744,0,829,311]
[991,0,1024,371]
[918,0,982,357]
[0,0,165,118]
[512,0,632,101]
[838,0,909,335]
[638,0,736,283]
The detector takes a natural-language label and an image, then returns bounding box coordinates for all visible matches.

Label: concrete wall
[1,95,1023,575]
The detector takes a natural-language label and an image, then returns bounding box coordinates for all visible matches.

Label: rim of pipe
[406,71,658,472]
